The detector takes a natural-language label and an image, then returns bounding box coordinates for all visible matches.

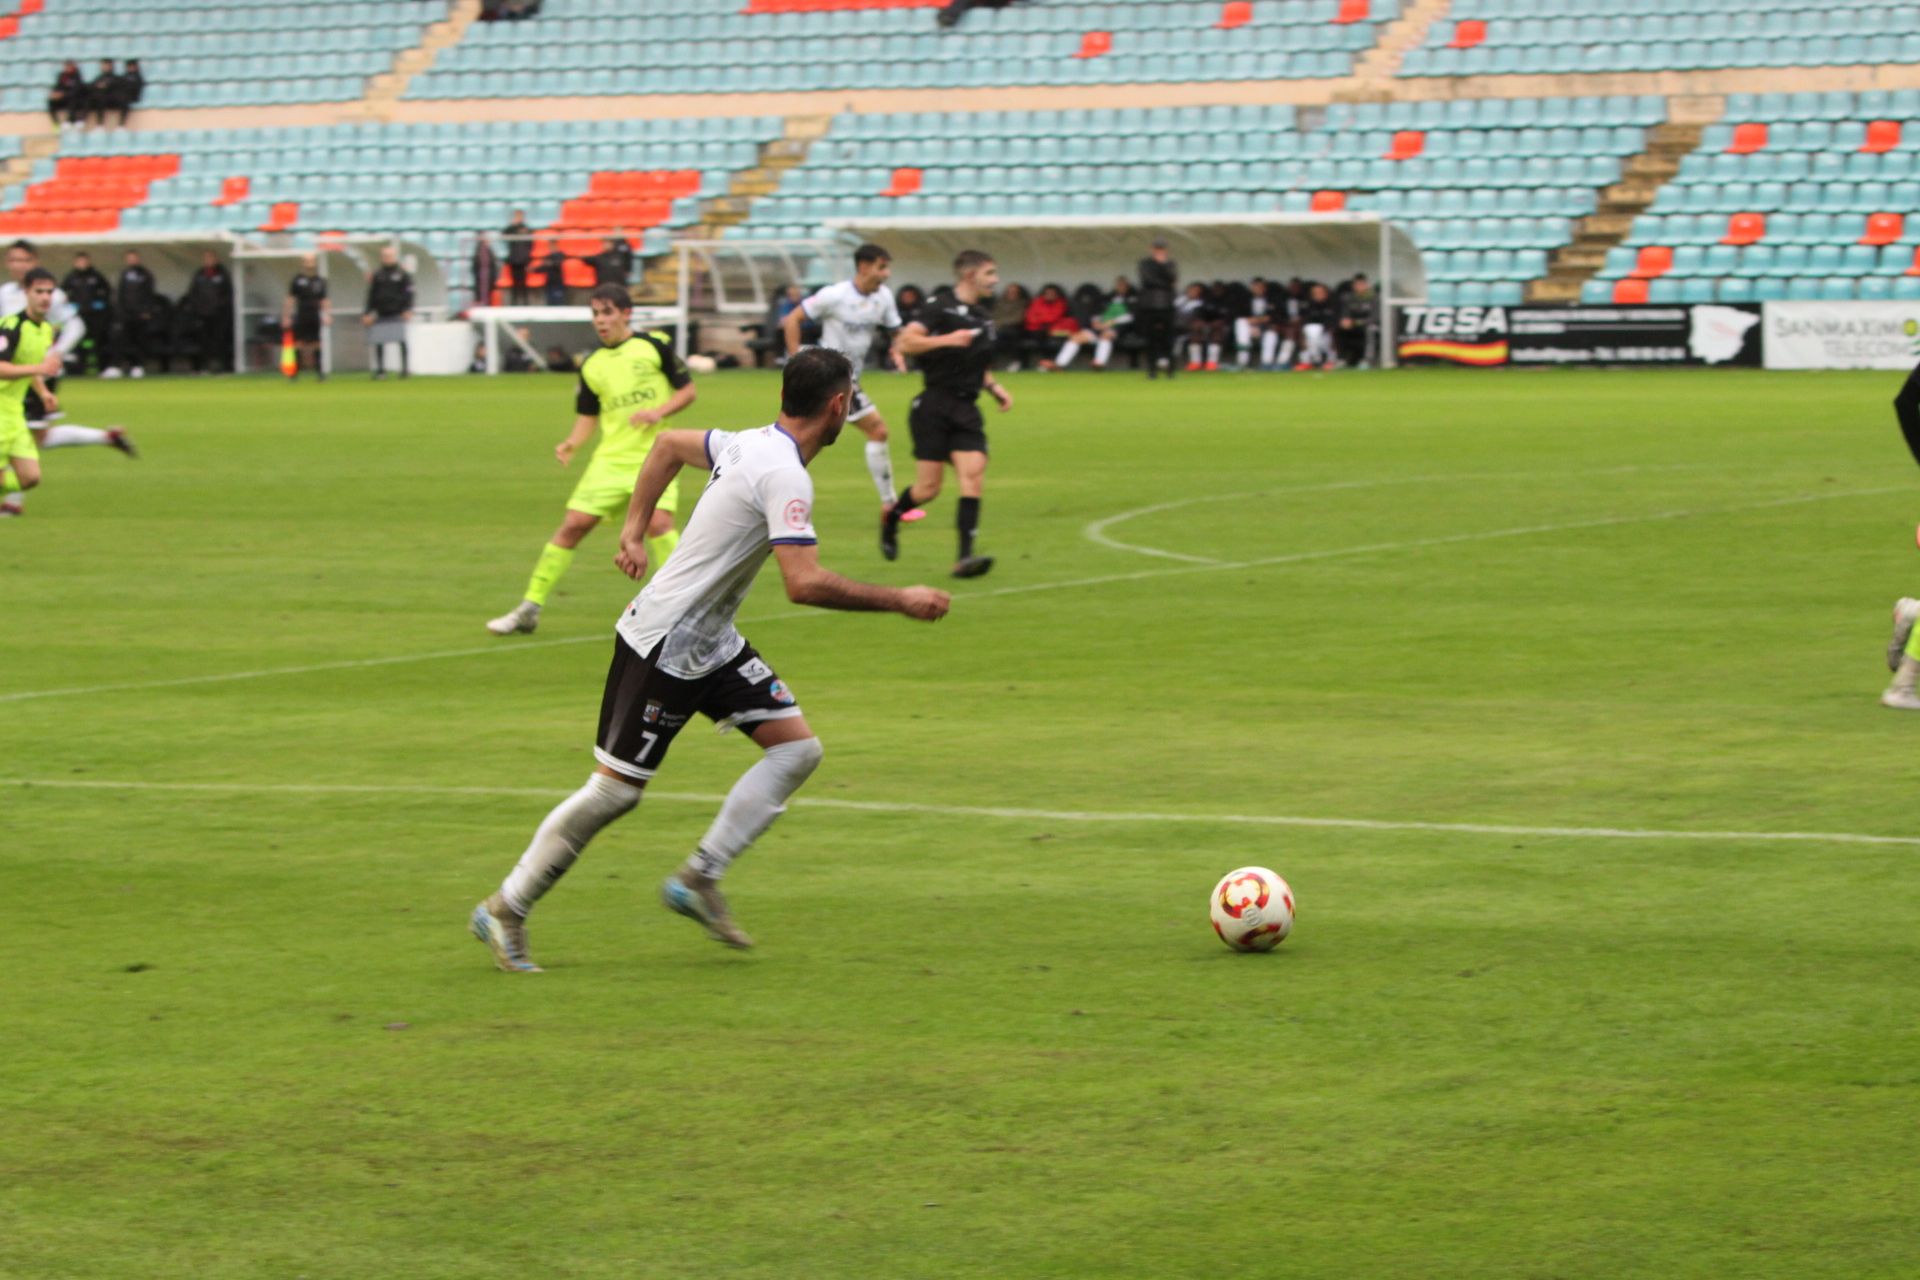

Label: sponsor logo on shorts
[769,679,795,706]
[738,656,774,683]
[642,701,661,723]
[784,499,810,531]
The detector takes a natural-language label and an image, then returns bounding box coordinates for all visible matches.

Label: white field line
[3,481,1902,708]
[4,776,1918,849]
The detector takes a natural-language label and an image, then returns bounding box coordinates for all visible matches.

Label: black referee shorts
[908,392,988,462]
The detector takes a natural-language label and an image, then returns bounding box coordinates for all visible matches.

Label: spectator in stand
[1298,281,1336,370]
[86,59,119,128]
[544,344,574,373]
[184,249,233,373]
[502,209,533,304]
[744,282,804,368]
[938,0,1015,27]
[1025,284,1073,370]
[895,284,924,316]
[541,241,568,306]
[106,248,156,378]
[1135,238,1178,379]
[362,244,415,380]
[60,251,111,372]
[1178,282,1228,372]
[471,231,499,309]
[990,281,1030,369]
[593,232,632,287]
[1052,277,1133,370]
[114,59,144,126]
[48,61,85,127]
[1337,273,1377,368]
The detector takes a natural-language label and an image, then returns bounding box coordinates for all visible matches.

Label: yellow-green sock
[523,542,575,607]
[1906,625,1920,663]
[645,526,680,575]
[2,467,20,496]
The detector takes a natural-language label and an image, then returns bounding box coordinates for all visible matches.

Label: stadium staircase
[631,115,832,304]
[1529,105,1715,301]
[1348,0,1452,89]
[357,0,483,121]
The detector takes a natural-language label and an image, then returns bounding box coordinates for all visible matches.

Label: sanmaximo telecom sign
[1763,302,1920,370]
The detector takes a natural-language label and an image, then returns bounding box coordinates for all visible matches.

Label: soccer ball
[1210,866,1294,952]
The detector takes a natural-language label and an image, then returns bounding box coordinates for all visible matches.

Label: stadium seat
[883,167,922,196]
[1072,31,1111,59]
[1863,120,1902,154]
[1630,245,1673,278]
[1721,212,1766,245]
[1862,213,1905,246]
[1215,1,1252,31]
[1311,190,1346,212]
[1447,19,1486,50]
[1333,0,1370,23]
[260,201,298,233]
[1386,131,1424,161]
[1728,123,1768,154]
[1612,278,1650,304]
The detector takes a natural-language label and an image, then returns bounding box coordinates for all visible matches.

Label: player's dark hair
[8,238,36,257]
[22,267,55,287]
[588,283,632,311]
[854,242,890,268]
[781,346,853,419]
[952,249,994,278]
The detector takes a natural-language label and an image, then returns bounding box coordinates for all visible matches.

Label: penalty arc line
[4,776,1919,849]
[1,482,1903,707]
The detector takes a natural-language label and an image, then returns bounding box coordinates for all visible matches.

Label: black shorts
[292,313,322,343]
[24,375,59,425]
[908,392,987,461]
[593,635,801,781]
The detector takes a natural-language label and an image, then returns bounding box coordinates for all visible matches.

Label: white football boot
[470,893,542,972]
[661,868,753,949]
[485,601,539,635]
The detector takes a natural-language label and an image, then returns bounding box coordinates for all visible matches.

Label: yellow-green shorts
[565,456,680,521]
[0,407,37,463]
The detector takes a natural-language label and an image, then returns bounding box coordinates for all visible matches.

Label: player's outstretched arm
[894,321,979,356]
[555,412,596,466]
[773,543,950,619]
[614,430,712,581]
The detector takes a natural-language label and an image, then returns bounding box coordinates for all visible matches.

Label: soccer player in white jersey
[780,242,924,528]
[0,239,135,516]
[471,348,951,969]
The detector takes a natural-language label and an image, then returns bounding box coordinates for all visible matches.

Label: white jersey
[616,424,817,679]
[0,280,84,355]
[800,280,901,368]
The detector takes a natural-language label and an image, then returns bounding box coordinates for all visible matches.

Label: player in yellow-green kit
[0,269,66,512]
[488,284,697,635]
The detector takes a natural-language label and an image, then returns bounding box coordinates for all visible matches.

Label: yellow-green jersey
[574,331,693,469]
[0,310,55,416]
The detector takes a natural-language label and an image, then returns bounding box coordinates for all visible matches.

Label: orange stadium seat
[1611,278,1650,304]
[1903,247,1920,278]
[1073,30,1112,58]
[1861,213,1905,246]
[1720,212,1766,245]
[1332,0,1369,22]
[1727,123,1768,154]
[1629,245,1673,278]
[742,0,944,11]
[1310,190,1346,212]
[260,201,299,233]
[1214,1,1251,30]
[212,177,251,207]
[1385,130,1424,160]
[1862,120,1901,154]
[883,167,922,196]
[1447,19,1485,49]
[0,17,18,39]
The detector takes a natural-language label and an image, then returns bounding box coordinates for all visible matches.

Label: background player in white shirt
[781,243,924,528]
[0,239,135,516]
[471,348,950,970]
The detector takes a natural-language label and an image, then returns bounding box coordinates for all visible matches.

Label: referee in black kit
[882,248,1012,579]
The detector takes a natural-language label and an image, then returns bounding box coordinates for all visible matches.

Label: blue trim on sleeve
[768,537,817,546]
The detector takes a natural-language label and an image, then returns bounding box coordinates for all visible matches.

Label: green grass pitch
[4,364,1918,1278]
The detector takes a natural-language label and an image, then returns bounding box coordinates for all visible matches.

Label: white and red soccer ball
[1210,866,1294,952]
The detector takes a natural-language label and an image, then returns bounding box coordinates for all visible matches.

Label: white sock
[1187,341,1202,364]
[686,736,823,881]
[1261,330,1279,365]
[499,772,642,916]
[863,439,894,502]
[40,424,107,448]
[1205,343,1220,365]
[1056,339,1080,368]
[1278,336,1296,365]
[1093,337,1112,366]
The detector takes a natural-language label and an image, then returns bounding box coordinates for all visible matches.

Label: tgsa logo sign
[1400,305,1510,338]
